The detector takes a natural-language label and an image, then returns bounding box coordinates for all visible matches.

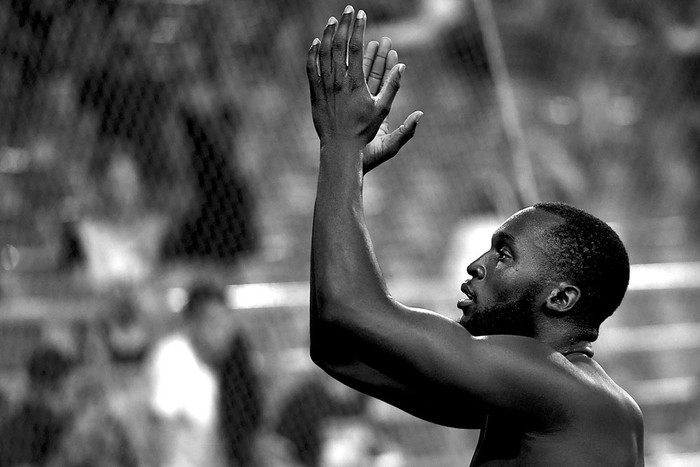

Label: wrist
[320,135,366,154]
[320,138,364,172]
[318,140,364,187]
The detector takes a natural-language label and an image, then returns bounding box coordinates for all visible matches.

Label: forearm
[310,140,391,351]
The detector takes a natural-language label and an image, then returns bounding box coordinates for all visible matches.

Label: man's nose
[467,256,486,280]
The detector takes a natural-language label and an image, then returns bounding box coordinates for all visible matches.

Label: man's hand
[362,37,423,173]
[307,6,422,172]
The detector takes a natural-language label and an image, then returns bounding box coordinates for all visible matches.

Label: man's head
[27,343,76,393]
[26,343,77,413]
[458,202,629,340]
[182,281,234,360]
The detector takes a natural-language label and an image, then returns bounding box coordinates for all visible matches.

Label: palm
[361,40,399,172]
[362,118,391,171]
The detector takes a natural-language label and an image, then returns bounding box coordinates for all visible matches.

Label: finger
[381,50,398,93]
[376,63,404,115]
[332,5,354,84]
[347,9,366,86]
[367,37,391,95]
[319,17,337,93]
[307,38,322,102]
[384,111,424,155]
[363,40,379,83]
[401,111,424,136]
[364,111,423,174]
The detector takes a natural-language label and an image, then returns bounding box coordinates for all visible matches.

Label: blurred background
[0,0,699,466]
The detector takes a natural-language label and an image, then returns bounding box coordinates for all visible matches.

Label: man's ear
[545,283,581,314]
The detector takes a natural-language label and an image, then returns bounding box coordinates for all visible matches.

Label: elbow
[308,314,342,371]
[308,289,333,369]
[308,312,323,365]
[309,338,327,369]
[308,291,355,369]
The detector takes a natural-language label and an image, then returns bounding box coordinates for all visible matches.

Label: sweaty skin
[307,6,644,466]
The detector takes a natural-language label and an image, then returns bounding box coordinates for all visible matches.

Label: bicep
[323,358,486,428]
[327,300,583,426]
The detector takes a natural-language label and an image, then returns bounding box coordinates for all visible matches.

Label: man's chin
[458,315,486,336]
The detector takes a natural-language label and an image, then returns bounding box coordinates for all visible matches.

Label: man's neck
[535,322,596,358]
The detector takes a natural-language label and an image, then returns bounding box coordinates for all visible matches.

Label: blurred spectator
[161,103,258,262]
[0,343,76,467]
[1,0,65,145]
[98,291,152,365]
[146,280,262,467]
[319,419,405,467]
[273,371,369,467]
[161,31,258,263]
[78,40,175,196]
[71,28,192,282]
[73,137,172,286]
[216,313,263,467]
[47,369,139,467]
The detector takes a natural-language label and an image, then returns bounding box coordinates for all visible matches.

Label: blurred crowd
[2,0,700,465]
[2,0,700,276]
[0,279,410,467]
[0,1,453,465]
[0,0,267,283]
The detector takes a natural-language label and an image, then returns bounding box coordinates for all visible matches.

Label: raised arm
[307,6,592,430]
[307,5,418,366]
[307,5,418,318]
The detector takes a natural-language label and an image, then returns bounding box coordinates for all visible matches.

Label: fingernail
[344,5,353,15]
[398,64,406,75]
[327,16,337,26]
[357,9,366,20]
[415,112,423,123]
[312,38,320,46]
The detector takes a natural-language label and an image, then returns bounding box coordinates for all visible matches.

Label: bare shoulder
[564,354,645,464]
[476,335,643,431]
[473,352,645,467]
[567,354,642,421]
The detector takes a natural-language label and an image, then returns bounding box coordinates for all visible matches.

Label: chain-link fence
[0,0,699,466]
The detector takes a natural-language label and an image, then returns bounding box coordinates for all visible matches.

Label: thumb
[364,111,423,174]
[385,111,423,154]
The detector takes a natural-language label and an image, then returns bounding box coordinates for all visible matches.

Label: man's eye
[497,248,510,260]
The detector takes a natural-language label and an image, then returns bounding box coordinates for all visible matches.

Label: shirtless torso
[470,352,644,466]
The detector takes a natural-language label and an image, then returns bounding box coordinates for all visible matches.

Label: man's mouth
[458,282,475,309]
[461,282,476,299]
[457,298,472,310]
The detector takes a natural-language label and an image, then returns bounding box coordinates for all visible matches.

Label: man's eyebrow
[492,231,516,245]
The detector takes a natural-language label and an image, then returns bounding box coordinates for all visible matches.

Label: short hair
[182,281,227,322]
[533,202,630,329]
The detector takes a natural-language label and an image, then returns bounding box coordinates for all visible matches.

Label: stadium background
[1,0,699,465]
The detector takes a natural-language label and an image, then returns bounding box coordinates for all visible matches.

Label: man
[0,343,76,467]
[273,369,369,467]
[147,281,261,467]
[306,6,644,466]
